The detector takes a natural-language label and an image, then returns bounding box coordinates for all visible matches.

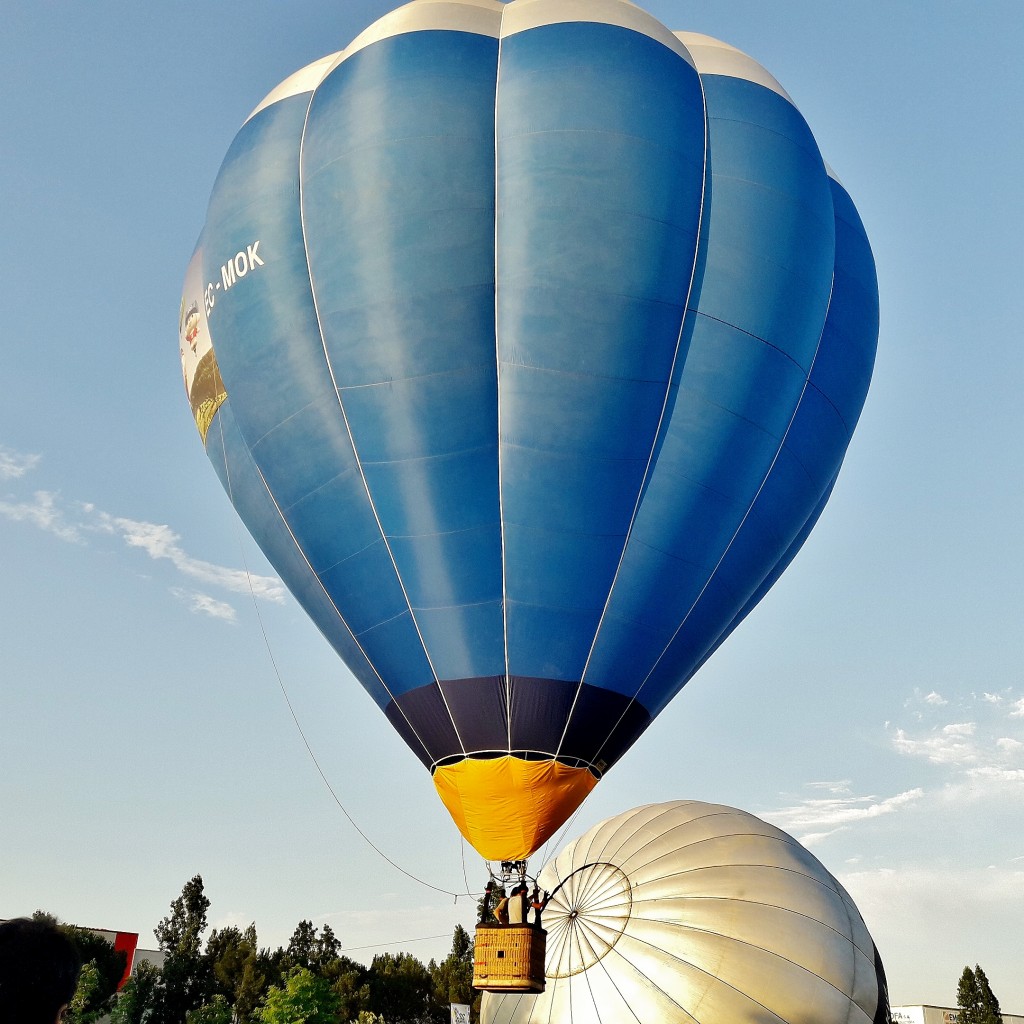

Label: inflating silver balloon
[482,801,891,1024]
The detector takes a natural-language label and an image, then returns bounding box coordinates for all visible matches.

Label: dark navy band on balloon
[385,676,652,772]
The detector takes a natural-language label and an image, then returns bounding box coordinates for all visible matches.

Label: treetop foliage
[58,875,481,1024]
[957,964,1003,1024]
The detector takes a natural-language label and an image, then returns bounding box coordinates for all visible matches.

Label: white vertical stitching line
[297,58,468,758]
[218,407,434,765]
[495,6,513,755]
[553,45,710,763]
[592,266,838,767]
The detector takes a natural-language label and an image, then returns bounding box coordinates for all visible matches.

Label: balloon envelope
[179,0,878,861]
[482,801,891,1024]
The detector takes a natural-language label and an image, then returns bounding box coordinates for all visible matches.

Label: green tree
[150,875,214,1024]
[111,959,160,1024]
[65,962,102,1024]
[957,964,1003,1024]
[976,966,1003,1024]
[31,911,128,1022]
[430,926,475,1021]
[206,924,266,1022]
[283,920,318,971]
[368,952,437,1024]
[186,994,233,1024]
[315,924,342,971]
[258,967,342,1024]
[330,961,371,1022]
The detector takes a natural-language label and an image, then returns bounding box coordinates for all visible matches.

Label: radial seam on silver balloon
[591,931,702,1023]
[296,60,468,760]
[573,802,688,877]
[551,863,629,921]
[574,923,626,1024]
[612,818,817,874]
[604,927,788,1024]
[626,846,850,901]
[629,894,872,964]
[554,44,710,763]
[627,916,871,1017]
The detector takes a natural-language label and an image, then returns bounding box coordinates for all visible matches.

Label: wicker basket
[473,924,547,993]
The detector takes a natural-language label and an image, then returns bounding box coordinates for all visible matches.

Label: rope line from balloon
[341,932,452,953]
[216,415,472,899]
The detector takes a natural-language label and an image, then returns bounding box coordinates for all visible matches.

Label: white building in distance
[893,1007,1024,1024]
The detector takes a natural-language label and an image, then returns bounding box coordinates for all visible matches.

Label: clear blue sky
[2,0,1022,1010]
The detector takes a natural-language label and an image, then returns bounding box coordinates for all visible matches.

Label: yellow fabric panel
[433,756,598,861]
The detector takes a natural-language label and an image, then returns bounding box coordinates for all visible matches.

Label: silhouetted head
[0,918,82,1024]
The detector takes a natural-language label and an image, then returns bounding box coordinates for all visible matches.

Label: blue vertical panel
[198,91,434,699]
[204,399,399,717]
[495,20,706,682]
[638,174,878,715]
[301,30,504,687]
[585,73,837,713]
[685,474,838,689]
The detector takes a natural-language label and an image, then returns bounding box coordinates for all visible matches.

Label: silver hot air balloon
[482,801,891,1024]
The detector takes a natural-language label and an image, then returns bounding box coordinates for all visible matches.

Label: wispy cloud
[0,445,41,480]
[838,863,1024,913]
[0,490,82,542]
[171,588,238,622]
[805,780,853,795]
[892,721,978,766]
[0,447,284,613]
[923,691,947,706]
[763,788,924,845]
[889,690,1024,790]
[93,512,285,603]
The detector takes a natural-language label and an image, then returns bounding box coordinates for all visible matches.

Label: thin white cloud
[0,466,284,610]
[0,490,82,542]
[892,722,978,767]
[92,512,285,603]
[763,788,924,839]
[890,693,1024,792]
[171,588,238,622]
[805,780,853,795]
[924,691,947,706]
[838,863,1024,913]
[797,827,850,847]
[0,446,41,480]
[965,766,1024,784]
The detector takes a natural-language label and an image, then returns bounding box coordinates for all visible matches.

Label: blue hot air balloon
[178,0,878,862]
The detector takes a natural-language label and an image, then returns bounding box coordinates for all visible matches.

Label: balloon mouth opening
[431,750,604,778]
